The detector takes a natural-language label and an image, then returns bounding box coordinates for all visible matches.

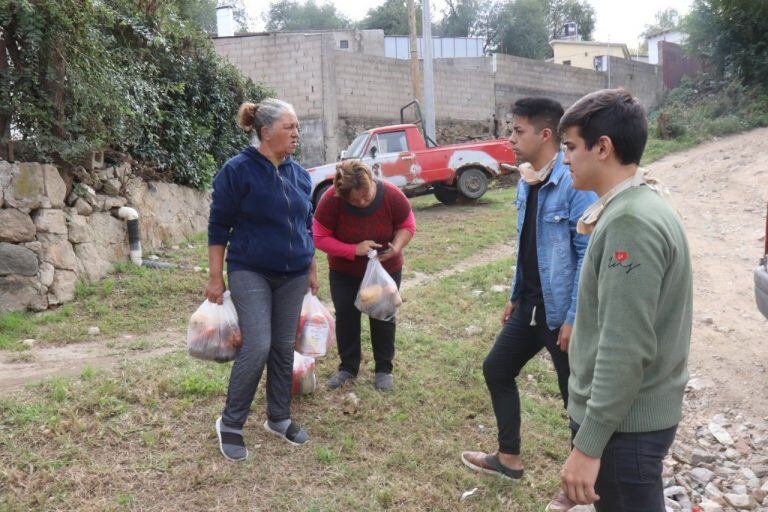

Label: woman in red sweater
[313,160,416,392]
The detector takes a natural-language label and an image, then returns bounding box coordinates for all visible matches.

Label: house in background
[646,30,687,65]
[550,39,632,71]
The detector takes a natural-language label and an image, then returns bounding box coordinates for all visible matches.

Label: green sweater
[568,186,693,458]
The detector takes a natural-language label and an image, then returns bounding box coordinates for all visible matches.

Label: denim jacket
[511,152,597,329]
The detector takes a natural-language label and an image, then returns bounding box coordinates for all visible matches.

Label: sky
[244,0,693,49]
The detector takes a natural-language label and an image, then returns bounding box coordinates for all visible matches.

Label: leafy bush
[644,77,768,163]
[1,0,271,188]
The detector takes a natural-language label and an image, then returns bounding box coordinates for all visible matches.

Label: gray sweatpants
[222,269,307,428]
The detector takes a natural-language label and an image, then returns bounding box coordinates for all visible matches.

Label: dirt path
[403,241,516,288]
[0,332,184,393]
[648,128,768,421]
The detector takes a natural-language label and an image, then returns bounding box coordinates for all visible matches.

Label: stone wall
[0,160,210,312]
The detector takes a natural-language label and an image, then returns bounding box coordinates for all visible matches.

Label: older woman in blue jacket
[206,98,317,461]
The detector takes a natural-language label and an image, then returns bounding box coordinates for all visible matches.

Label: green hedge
[1,0,270,188]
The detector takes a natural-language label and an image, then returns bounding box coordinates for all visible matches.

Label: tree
[264,0,352,31]
[489,0,550,59]
[545,0,595,41]
[436,0,482,37]
[361,0,422,35]
[684,0,768,86]
[642,8,681,38]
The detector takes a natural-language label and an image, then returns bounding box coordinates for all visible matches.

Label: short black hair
[559,89,648,165]
[511,97,565,142]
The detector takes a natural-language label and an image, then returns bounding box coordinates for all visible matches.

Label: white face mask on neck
[577,167,671,235]
[518,154,558,185]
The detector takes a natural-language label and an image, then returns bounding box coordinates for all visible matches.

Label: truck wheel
[457,168,488,199]
[434,187,459,205]
[313,182,332,208]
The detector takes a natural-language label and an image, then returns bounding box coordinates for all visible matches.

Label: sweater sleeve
[313,218,357,260]
[208,164,240,247]
[396,209,416,234]
[573,214,668,458]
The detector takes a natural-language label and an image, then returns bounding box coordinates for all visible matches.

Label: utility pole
[421,0,436,144]
[407,0,422,106]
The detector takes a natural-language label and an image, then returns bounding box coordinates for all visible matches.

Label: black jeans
[571,421,678,512]
[329,269,401,376]
[483,301,570,454]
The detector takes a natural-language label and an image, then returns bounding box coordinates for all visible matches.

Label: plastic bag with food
[354,250,403,321]
[186,291,243,363]
[295,292,336,357]
[291,351,317,396]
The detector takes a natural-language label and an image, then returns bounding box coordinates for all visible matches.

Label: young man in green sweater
[557,89,693,511]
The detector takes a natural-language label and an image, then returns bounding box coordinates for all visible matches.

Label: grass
[0,185,577,511]
[642,79,768,164]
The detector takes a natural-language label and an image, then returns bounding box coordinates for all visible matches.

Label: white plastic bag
[186,290,242,362]
[354,250,403,321]
[291,351,317,396]
[295,292,336,357]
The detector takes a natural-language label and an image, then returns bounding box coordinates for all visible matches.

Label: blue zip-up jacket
[208,146,314,275]
[511,152,597,329]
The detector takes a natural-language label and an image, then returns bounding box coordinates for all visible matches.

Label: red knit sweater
[313,181,413,278]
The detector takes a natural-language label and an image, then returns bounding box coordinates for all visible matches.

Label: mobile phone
[377,247,392,256]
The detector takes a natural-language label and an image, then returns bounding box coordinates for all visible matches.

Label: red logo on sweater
[614,251,629,262]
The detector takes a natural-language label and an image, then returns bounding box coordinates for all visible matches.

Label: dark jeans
[329,269,401,376]
[483,301,570,454]
[222,270,307,428]
[570,421,678,512]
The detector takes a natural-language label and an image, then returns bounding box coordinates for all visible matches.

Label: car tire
[457,168,489,200]
[313,182,332,209]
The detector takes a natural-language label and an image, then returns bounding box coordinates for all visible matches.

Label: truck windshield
[344,133,370,159]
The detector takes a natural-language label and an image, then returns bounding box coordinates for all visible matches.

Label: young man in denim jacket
[462,97,596,511]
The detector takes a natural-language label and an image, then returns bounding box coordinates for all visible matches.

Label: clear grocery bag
[296,292,335,357]
[186,291,242,363]
[354,250,403,321]
[291,351,317,396]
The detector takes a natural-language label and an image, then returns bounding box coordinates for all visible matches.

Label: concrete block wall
[493,54,606,116]
[214,34,325,119]
[606,57,663,112]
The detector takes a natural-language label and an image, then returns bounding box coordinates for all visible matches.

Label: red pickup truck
[307,123,516,206]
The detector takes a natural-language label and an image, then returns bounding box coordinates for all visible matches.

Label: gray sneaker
[326,370,356,389]
[374,372,394,392]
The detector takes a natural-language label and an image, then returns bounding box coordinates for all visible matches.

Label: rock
[341,392,360,415]
[743,468,759,480]
[42,164,66,208]
[665,496,682,511]
[692,449,717,465]
[32,209,68,235]
[101,178,121,196]
[705,482,723,499]
[114,163,131,183]
[490,284,508,293]
[726,448,743,460]
[88,326,100,335]
[465,325,483,336]
[38,234,77,271]
[735,439,752,456]
[753,466,768,479]
[90,194,108,211]
[699,497,724,512]
[734,485,749,495]
[67,213,90,244]
[4,162,46,210]
[22,338,36,348]
[0,242,39,276]
[73,198,93,216]
[0,160,11,207]
[723,493,754,510]
[709,422,734,446]
[48,269,76,304]
[38,261,55,287]
[0,208,36,243]
[95,168,115,181]
[690,467,716,484]
[687,378,709,391]
[74,183,97,205]
[103,195,127,210]
[0,275,47,311]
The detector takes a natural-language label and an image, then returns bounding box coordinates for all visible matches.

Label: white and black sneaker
[215,416,248,461]
[263,420,310,446]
